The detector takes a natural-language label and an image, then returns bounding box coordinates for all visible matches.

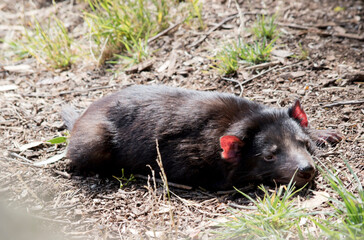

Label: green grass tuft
[213,14,279,75]
[217,177,307,239]
[113,169,135,188]
[292,43,310,60]
[13,16,76,69]
[236,37,277,65]
[251,14,279,41]
[85,0,171,66]
[215,162,363,240]
[314,161,364,239]
[213,37,277,75]
[187,0,205,30]
[213,45,239,75]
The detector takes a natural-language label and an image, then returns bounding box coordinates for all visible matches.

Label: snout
[292,163,316,187]
[276,161,316,187]
[269,150,316,187]
[272,163,316,187]
[291,149,316,186]
[297,165,316,180]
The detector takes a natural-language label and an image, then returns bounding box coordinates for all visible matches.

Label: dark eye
[264,154,276,162]
[303,140,311,150]
[296,137,310,148]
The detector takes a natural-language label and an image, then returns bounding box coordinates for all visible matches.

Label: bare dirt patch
[0,0,363,239]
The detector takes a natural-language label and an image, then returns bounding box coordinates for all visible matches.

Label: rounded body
[65,85,317,190]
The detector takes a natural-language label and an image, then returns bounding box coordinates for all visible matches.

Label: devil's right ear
[288,100,308,128]
[219,135,244,165]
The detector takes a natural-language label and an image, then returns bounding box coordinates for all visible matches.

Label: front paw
[314,129,343,147]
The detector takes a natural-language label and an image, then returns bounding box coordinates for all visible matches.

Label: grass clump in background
[214,14,279,75]
[213,45,239,75]
[85,0,172,66]
[11,16,76,70]
[213,37,277,75]
[293,42,310,60]
[236,37,277,65]
[7,0,203,70]
[251,14,279,41]
[186,0,205,30]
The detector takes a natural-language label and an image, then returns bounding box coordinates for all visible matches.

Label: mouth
[272,175,313,187]
[297,171,314,180]
[272,178,290,185]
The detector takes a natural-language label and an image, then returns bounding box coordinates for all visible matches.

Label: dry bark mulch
[0,0,363,239]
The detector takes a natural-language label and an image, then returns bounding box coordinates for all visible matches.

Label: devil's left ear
[220,135,244,164]
[288,100,308,128]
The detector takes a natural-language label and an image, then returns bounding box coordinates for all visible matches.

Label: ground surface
[0,0,363,239]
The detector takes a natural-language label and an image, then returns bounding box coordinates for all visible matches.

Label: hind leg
[67,122,114,175]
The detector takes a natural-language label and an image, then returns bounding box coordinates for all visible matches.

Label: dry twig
[228,202,256,210]
[278,22,364,40]
[7,151,33,163]
[216,184,255,195]
[322,99,364,108]
[53,170,71,179]
[222,77,244,97]
[188,13,238,48]
[244,60,281,71]
[148,20,184,44]
[241,65,280,85]
[23,84,118,98]
[188,11,264,48]
[4,157,43,167]
[134,174,193,190]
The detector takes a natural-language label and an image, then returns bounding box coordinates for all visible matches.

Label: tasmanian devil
[62,85,341,190]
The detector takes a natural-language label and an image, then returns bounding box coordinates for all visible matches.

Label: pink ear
[220,135,244,164]
[290,100,308,127]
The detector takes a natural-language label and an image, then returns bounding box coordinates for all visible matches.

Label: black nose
[297,165,315,179]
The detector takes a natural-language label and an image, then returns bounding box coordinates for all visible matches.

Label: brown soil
[0,0,363,239]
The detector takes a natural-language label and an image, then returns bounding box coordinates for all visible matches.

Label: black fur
[63,85,335,190]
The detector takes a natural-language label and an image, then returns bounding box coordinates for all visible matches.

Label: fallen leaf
[3,65,34,73]
[302,191,330,209]
[299,217,308,225]
[155,206,174,214]
[19,141,44,151]
[36,76,68,86]
[0,84,18,92]
[333,26,346,34]
[157,60,170,73]
[47,136,68,144]
[125,59,154,74]
[20,189,28,198]
[279,71,306,79]
[167,50,177,77]
[30,205,43,211]
[145,231,164,238]
[34,151,66,166]
[128,228,138,235]
[327,55,336,61]
[271,50,294,58]
[334,6,345,12]
[291,71,306,78]
[74,209,83,216]
[183,57,205,66]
